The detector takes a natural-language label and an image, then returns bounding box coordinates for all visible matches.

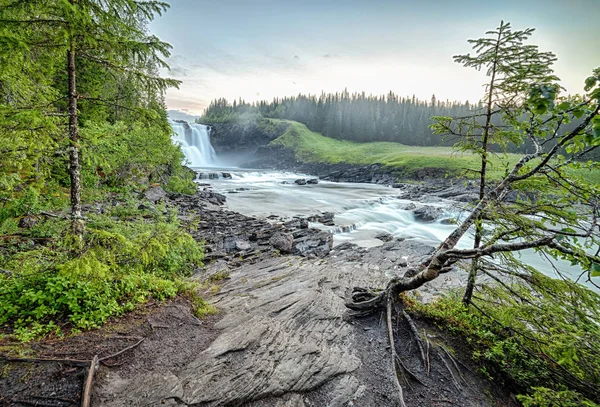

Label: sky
[150,0,600,119]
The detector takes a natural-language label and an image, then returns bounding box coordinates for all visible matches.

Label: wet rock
[412,206,444,222]
[399,202,417,211]
[284,218,309,229]
[293,230,333,258]
[270,232,294,253]
[294,179,307,185]
[308,212,335,226]
[306,178,319,184]
[197,190,226,206]
[222,172,232,179]
[145,186,167,203]
[374,232,394,242]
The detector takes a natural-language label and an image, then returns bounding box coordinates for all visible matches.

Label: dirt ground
[0,298,221,407]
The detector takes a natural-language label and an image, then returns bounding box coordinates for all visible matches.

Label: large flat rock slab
[93,240,474,406]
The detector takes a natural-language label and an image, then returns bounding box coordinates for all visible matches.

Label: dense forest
[0,1,207,340]
[200,91,599,160]
[201,92,474,146]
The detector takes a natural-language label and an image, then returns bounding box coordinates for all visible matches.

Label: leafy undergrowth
[404,275,600,407]
[0,190,210,342]
[268,119,600,183]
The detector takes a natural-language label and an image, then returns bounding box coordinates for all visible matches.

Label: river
[171,121,594,289]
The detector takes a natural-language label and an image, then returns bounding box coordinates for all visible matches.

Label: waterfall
[170,120,219,168]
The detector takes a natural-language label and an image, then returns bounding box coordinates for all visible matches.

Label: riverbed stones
[294,178,307,185]
[292,230,333,258]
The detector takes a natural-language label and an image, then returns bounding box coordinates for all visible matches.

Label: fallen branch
[98,337,145,363]
[81,355,98,407]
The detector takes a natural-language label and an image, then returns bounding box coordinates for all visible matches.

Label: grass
[268,119,600,182]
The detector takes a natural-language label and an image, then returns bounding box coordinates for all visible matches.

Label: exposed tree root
[424,329,431,376]
[436,348,462,391]
[386,296,408,407]
[98,337,145,364]
[402,310,427,368]
[439,345,467,385]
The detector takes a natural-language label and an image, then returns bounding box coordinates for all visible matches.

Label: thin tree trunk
[67,36,84,238]
[463,29,502,306]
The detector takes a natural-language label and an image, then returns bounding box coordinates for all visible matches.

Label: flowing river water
[171,122,594,289]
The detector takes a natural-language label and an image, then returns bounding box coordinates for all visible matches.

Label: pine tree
[433,21,559,305]
[0,0,180,238]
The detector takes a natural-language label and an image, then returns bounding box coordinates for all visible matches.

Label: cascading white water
[170,120,219,167]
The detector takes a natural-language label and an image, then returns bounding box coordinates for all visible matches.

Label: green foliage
[0,0,205,341]
[406,280,600,405]
[518,387,599,407]
[0,208,204,341]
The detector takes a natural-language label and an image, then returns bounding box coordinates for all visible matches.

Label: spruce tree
[0,0,180,238]
[433,21,559,305]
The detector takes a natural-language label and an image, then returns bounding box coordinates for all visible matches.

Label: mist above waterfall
[171,120,220,168]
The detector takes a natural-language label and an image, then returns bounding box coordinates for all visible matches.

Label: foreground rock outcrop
[93,235,506,406]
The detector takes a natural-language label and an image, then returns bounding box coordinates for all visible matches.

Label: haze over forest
[152,0,600,119]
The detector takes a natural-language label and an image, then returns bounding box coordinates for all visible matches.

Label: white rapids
[169,122,595,289]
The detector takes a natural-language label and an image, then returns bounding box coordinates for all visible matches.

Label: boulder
[412,206,444,223]
[222,172,233,179]
[269,232,294,253]
[223,237,252,252]
[294,179,307,185]
[145,186,167,203]
[293,230,333,258]
[306,178,319,184]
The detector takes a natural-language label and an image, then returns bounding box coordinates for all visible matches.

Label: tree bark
[67,35,84,238]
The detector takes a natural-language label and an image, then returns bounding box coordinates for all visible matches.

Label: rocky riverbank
[88,183,514,406]
[2,180,513,407]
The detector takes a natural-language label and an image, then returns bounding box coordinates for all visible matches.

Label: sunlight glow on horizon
[152,0,600,117]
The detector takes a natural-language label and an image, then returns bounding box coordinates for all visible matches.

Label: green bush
[405,286,600,405]
[0,210,204,341]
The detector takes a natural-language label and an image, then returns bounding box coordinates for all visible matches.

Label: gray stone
[18,215,39,229]
[270,232,294,253]
[235,240,252,251]
[374,232,394,242]
[412,205,444,222]
[294,179,307,185]
[144,186,167,203]
[293,231,333,258]
[306,178,319,184]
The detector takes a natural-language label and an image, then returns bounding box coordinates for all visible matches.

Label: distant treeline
[201,91,475,147]
[200,91,598,159]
